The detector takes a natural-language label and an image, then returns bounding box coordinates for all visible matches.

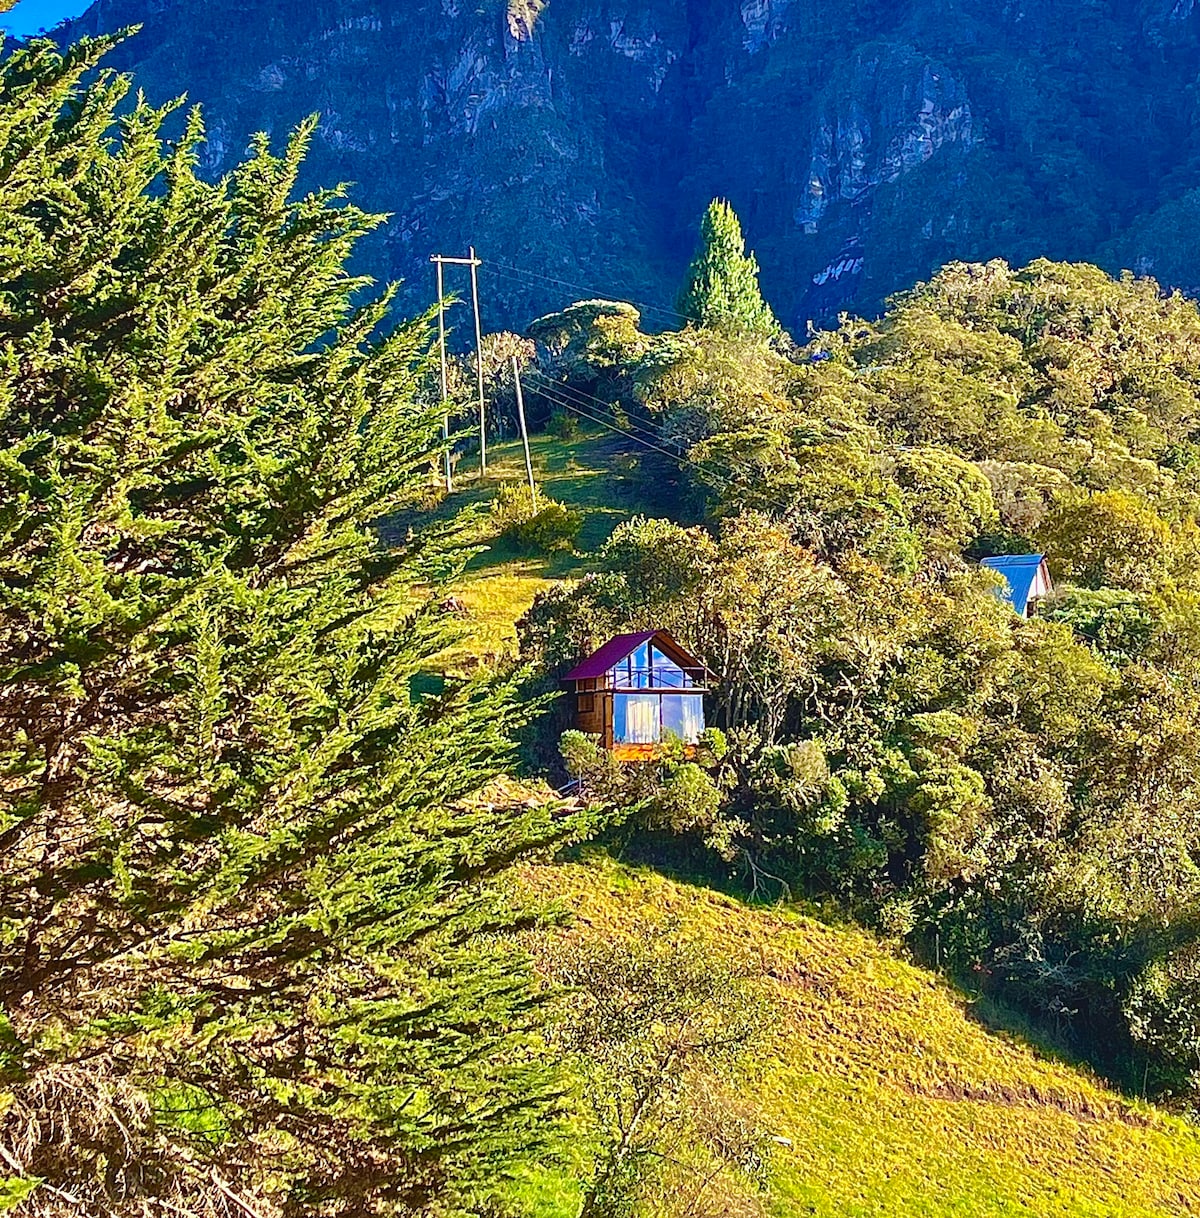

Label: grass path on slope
[518,857,1200,1217]
[414,428,676,665]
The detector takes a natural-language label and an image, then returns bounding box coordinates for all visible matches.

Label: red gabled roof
[563,631,658,682]
[562,629,712,683]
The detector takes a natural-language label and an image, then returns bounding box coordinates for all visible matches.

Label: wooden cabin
[980,554,1053,618]
[563,630,713,762]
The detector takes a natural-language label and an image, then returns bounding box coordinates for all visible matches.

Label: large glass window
[614,693,706,745]
[614,694,660,744]
[650,645,689,689]
[612,641,651,689]
[661,694,705,743]
[608,642,698,690]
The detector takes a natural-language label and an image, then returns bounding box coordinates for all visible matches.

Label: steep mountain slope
[521,856,1200,1217]
[412,414,1200,1214]
[58,0,1200,331]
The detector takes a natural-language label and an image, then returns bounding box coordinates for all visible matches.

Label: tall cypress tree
[0,37,569,1216]
[678,199,780,338]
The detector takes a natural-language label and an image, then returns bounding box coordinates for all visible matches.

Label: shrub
[1036,489,1177,591]
[519,500,584,551]
[1125,951,1200,1095]
[490,482,583,552]
[547,408,580,440]
[648,762,723,836]
[490,481,538,530]
[560,730,621,792]
[526,299,648,379]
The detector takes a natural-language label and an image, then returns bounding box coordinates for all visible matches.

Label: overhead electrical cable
[521,371,680,450]
[520,376,741,496]
[525,378,799,518]
[478,260,700,330]
[518,369,735,469]
[520,369,729,473]
[520,368,754,493]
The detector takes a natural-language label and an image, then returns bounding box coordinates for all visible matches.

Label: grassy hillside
[518,857,1200,1218]
[418,427,670,665]
[429,419,1200,1217]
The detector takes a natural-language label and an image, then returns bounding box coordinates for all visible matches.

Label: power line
[476,259,775,490]
[425,249,730,493]
[521,370,680,451]
[526,379,801,520]
[501,364,801,524]
[522,377,739,495]
[524,379,691,463]
[520,369,716,468]
[517,366,730,465]
[479,260,700,330]
[537,391,726,488]
[521,369,762,498]
[481,260,696,326]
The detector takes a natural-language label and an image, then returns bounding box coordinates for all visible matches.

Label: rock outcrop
[56,0,1200,331]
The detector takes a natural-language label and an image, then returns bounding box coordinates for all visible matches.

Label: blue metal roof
[980,554,1046,615]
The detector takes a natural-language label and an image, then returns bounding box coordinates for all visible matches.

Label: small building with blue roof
[980,554,1053,617]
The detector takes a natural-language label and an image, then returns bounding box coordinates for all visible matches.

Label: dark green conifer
[0,36,569,1216]
[678,199,779,338]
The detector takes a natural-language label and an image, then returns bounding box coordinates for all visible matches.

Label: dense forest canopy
[522,252,1200,1100]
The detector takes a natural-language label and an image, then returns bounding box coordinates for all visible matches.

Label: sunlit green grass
[515,857,1200,1218]
[414,428,663,667]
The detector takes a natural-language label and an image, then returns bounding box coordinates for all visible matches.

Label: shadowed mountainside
[55,1,1200,342]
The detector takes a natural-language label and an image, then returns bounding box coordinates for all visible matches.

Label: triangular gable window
[608,642,696,689]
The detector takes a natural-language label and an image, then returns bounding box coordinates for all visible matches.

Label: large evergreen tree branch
[0,37,576,1217]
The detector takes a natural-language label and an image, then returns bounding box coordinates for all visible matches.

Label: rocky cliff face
[58,0,1200,332]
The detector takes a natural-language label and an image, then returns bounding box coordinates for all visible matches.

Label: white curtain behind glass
[616,694,660,743]
[679,695,703,742]
[661,694,704,743]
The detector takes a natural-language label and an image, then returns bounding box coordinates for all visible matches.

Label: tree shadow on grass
[956,986,1154,1102]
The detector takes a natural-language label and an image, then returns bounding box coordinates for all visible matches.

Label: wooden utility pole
[469,246,487,474]
[431,251,486,484]
[433,256,451,492]
[512,357,536,506]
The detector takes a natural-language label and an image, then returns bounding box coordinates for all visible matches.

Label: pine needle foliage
[0,36,570,1217]
[678,200,779,339]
